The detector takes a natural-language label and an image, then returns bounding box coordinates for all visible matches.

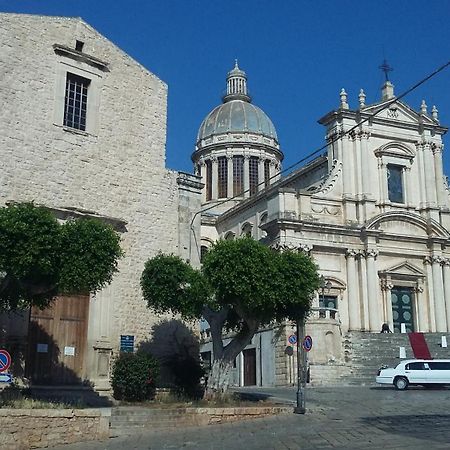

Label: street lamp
[293,315,307,414]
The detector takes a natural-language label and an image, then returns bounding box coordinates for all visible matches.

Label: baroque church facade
[197,63,450,386]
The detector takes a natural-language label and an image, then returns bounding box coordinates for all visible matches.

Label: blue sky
[2,1,450,174]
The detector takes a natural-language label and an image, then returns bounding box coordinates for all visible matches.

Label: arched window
[224,231,235,240]
[241,222,253,237]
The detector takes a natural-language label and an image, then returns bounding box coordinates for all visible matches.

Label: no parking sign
[302,335,313,352]
[0,349,11,373]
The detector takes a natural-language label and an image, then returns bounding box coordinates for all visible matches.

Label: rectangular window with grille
[249,157,259,196]
[218,157,228,198]
[233,156,244,196]
[63,72,90,131]
[206,160,212,201]
[387,164,404,203]
[264,159,271,187]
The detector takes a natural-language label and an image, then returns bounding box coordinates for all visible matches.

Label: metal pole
[294,317,306,414]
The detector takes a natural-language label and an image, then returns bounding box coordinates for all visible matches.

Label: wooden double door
[27,295,90,384]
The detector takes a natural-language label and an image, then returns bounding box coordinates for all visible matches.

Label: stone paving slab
[52,386,450,449]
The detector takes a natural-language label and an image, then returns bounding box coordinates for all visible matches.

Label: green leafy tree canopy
[0,203,123,310]
[141,237,320,396]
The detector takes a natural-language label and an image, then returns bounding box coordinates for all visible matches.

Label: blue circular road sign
[288,334,297,345]
[302,335,313,352]
[0,349,11,373]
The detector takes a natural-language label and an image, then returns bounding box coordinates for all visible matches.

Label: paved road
[53,386,450,449]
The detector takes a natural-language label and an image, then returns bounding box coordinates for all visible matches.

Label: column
[211,156,218,200]
[258,158,265,192]
[416,143,427,207]
[341,134,351,195]
[379,161,388,203]
[199,160,206,203]
[366,249,380,331]
[243,154,250,198]
[414,284,427,332]
[424,257,436,332]
[360,255,370,331]
[432,255,447,331]
[345,250,360,330]
[433,144,447,206]
[380,280,394,330]
[424,142,437,206]
[443,259,450,332]
[227,155,233,198]
[360,132,370,196]
[404,166,412,206]
[354,132,362,195]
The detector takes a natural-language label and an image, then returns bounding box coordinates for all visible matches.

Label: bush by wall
[111,352,159,402]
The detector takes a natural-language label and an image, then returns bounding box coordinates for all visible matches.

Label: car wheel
[394,376,409,390]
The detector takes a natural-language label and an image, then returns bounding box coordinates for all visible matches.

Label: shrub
[111,352,159,402]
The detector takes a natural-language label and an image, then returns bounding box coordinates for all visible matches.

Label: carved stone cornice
[270,242,313,254]
[413,286,424,294]
[423,256,433,265]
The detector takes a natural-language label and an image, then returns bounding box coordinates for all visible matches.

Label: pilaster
[424,256,437,332]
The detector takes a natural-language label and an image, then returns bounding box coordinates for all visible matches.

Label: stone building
[0,13,202,389]
[198,64,450,386]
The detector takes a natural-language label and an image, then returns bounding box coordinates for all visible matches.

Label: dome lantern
[223,60,251,103]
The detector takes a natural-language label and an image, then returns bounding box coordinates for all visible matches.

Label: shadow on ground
[361,414,450,444]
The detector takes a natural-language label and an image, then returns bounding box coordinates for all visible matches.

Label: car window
[428,362,450,370]
[406,362,426,370]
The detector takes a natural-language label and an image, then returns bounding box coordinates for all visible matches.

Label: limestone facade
[197,67,450,385]
[0,13,202,389]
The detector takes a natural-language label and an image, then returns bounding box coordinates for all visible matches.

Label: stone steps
[342,332,450,385]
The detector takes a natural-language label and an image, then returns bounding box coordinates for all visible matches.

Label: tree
[0,203,123,311]
[141,238,319,398]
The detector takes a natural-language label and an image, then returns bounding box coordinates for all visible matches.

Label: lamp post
[294,315,307,414]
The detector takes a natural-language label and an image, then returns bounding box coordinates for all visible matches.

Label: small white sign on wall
[442,336,448,348]
[399,346,406,359]
[64,346,75,356]
[400,323,406,333]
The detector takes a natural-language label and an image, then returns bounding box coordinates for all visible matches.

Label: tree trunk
[204,358,234,399]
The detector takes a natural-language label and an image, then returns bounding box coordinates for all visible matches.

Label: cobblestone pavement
[53,386,450,449]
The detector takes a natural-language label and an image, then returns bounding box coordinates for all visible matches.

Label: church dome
[195,61,279,147]
[197,100,278,142]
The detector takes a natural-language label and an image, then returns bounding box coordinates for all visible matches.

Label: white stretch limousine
[376,359,450,390]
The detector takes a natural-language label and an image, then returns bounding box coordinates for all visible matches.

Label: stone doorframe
[379,262,425,332]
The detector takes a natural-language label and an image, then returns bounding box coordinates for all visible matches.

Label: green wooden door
[391,287,414,333]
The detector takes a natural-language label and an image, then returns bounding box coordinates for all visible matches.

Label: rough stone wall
[0,408,110,450]
[0,14,182,382]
